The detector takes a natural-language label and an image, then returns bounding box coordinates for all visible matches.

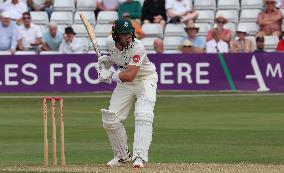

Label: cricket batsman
[95,18,158,168]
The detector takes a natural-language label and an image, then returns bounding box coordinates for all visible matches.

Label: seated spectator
[207,15,232,43]
[180,39,194,53]
[230,26,254,53]
[118,0,142,22]
[183,22,205,53]
[59,26,85,54]
[17,12,42,51]
[0,0,28,25]
[123,14,145,39]
[153,38,164,53]
[0,11,18,55]
[257,0,282,37]
[255,36,266,52]
[42,22,63,51]
[276,36,284,51]
[27,0,52,18]
[165,0,198,24]
[206,27,229,53]
[95,0,119,18]
[141,0,167,29]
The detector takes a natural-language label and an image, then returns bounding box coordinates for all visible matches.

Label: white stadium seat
[97,11,118,24]
[57,25,68,33]
[53,0,75,12]
[140,37,159,51]
[163,50,182,54]
[195,10,215,23]
[195,23,212,37]
[194,0,216,11]
[74,11,96,25]
[163,36,184,50]
[216,10,239,24]
[241,0,263,9]
[50,12,73,25]
[240,9,261,23]
[15,51,37,55]
[76,0,97,11]
[224,22,237,36]
[40,51,61,55]
[94,24,112,37]
[164,23,185,37]
[89,37,108,51]
[72,24,89,38]
[76,37,89,52]
[38,25,48,34]
[218,0,240,10]
[264,35,279,50]
[237,22,259,36]
[0,51,12,55]
[30,11,49,25]
[141,23,163,38]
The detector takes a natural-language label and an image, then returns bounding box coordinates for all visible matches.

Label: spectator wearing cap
[183,22,205,53]
[141,0,167,29]
[257,0,282,37]
[42,22,63,51]
[153,38,164,53]
[206,27,229,53]
[230,25,254,53]
[207,15,232,43]
[0,11,18,54]
[180,39,194,53]
[255,36,266,52]
[0,0,28,25]
[17,12,42,51]
[165,0,198,24]
[27,0,52,18]
[59,26,85,54]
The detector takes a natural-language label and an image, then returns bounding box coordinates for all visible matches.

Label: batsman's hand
[98,55,113,69]
[98,68,113,84]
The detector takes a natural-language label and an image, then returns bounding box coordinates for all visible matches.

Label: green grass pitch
[0,91,283,166]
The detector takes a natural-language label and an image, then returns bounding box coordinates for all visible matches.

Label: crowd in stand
[0,0,284,55]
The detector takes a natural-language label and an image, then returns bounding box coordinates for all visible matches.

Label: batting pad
[101,109,130,160]
[133,98,155,162]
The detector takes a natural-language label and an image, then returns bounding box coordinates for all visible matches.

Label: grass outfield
[0,91,283,170]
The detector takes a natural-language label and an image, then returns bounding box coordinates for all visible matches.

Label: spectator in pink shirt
[207,15,232,43]
[257,0,282,37]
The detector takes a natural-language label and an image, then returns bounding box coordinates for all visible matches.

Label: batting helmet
[112,18,136,43]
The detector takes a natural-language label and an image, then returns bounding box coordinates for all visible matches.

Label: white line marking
[0,93,283,99]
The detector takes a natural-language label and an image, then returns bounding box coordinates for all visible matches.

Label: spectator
[118,0,142,22]
[165,0,198,24]
[141,0,167,29]
[95,0,119,18]
[59,26,85,54]
[183,22,205,53]
[230,25,254,53]
[276,36,284,51]
[0,0,28,25]
[179,39,194,53]
[255,36,266,52]
[257,0,282,37]
[206,27,229,53]
[17,12,42,51]
[207,15,232,43]
[153,38,164,53]
[27,0,52,18]
[0,11,18,55]
[123,14,145,39]
[42,22,63,51]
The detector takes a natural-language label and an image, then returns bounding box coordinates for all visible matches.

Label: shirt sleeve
[128,42,146,66]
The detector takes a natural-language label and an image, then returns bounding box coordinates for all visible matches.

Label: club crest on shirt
[133,54,140,63]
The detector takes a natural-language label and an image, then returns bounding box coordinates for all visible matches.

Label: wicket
[43,97,65,167]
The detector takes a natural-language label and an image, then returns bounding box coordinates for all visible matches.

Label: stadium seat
[40,51,61,55]
[30,11,49,25]
[217,0,240,10]
[94,24,112,37]
[240,9,261,23]
[50,12,73,25]
[74,11,96,25]
[141,23,163,38]
[97,11,118,24]
[194,0,216,11]
[77,37,90,52]
[195,23,212,37]
[264,35,279,50]
[15,51,37,55]
[195,10,215,24]
[140,37,159,51]
[216,10,239,24]
[53,0,75,12]
[163,36,184,50]
[72,24,88,38]
[38,25,48,34]
[0,51,12,55]
[164,23,185,37]
[241,0,263,9]
[163,49,182,54]
[57,25,67,33]
[89,37,108,51]
[76,0,97,11]
[237,22,259,36]
[224,22,237,36]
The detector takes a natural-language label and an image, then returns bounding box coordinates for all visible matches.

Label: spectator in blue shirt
[183,22,205,53]
[0,11,18,55]
[42,22,63,51]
